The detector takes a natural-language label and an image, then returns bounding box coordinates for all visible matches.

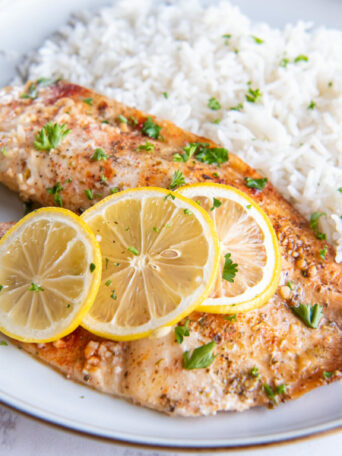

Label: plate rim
[1,391,342,450]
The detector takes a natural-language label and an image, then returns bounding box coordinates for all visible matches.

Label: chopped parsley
[173,143,198,162]
[83,98,93,105]
[0,285,3,291]
[291,303,323,329]
[138,142,154,152]
[128,116,138,126]
[280,58,290,68]
[294,55,309,63]
[0,341,8,346]
[309,212,327,240]
[212,118,221,124]
[100,174,107,183]
[245,87,262,103]
[153,226,159,233]
[319,245,328,260]
[263,383,287,403]
[47,182,64,207]
[110,289,117,300]
[175,319,190,344]
[1,147,6,156]
[91,148,108,161]
[250,366,260,378]
[174,142,228,165]
[170,170,186,189]
[105,280,112,287]
[224,314,237,322]
[164,193,176,201]
[128,246,139,256]
[183,341,217,370]
[208,97,222,110]
[110,187,119,194]
[245,177,268,190]
[184,209,192,216]
[20,78,57,99]
[307,101,316,110]
[222,33,232,45]
[142,117,162,139]
[34,122,70,151]
[84,189,93,200]
[29,283,44,292]
[230,103,243,111]
[287,281,294,290]
[338,187,342,193]
[89,263,96,273]
[222,253,238,283]
[118,115,128,124]
[323,371,334,379]
[246,204,252,209]
[251,35,264,44]
[213,172,219,178]
[162,92,169,99]
[210,197,222,211]
[113,262,120,267]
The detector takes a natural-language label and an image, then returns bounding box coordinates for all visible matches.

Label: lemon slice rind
[81,187,220,340]
[0,208,102,342]
[177,183,281,314]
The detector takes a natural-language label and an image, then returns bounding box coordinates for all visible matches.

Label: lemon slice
[0,208,102,342]
[177,183,281,313]
[81,187,219,340]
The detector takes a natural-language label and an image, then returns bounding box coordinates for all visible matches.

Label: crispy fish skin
[0,80,341,416]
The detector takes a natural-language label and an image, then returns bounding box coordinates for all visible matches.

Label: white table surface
[1,0,342,454]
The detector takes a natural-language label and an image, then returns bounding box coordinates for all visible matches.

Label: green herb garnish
[84,189,93,200]
[164,193,176,201]
[175,319,190,344]
[83,98,93,105]
[110,187,119,194]
[91,148,109,161]
[222,33,232,45]
[111,289,117,300]
[208,97,222,110]
[210,198,222,211]
[89,263,96,273]
[323,371,334,379]
[245,87,262,103]
[142,117,162,139]
[170,170,186,189]
[294,55,308,63]
[128,246,139,256]
[162,92,169,99]
[263,383,287,403]
[153,226,159,233]
[280,58,290,68]
[183,341,217,370]
[1,147,6,156]
[250,366,260,378]
[319,245,327,260]
[224,314,237,322]
[0,340,8,346]
[338,187,342,193]
[307,101,316,110]
[34,122,70,151]
[47,182,64,207]
[309,212,327,240]
[230,103,243,111]
[251,35,264,44]
[0,285,3,291]
[138,142,154,152]
[212,119,221,124]
[29,283,44,292]
[100,174,107,183]
[184,209,192,216]
[291,303,323,329]
[222,253,238,283]
[245,177,268,190]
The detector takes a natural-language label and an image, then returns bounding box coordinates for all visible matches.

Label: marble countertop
[1,403,341,456]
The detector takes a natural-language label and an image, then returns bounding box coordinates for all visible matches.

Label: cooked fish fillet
[0,80,341,416]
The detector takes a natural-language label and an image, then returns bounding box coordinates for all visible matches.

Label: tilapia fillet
[0,80,341,416]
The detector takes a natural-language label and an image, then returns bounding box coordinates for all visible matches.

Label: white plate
[0,0,342,450]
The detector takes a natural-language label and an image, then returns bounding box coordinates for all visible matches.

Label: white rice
[21,0,342,261]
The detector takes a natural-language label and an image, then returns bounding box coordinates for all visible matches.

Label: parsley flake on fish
[170,170,186,189]
[142,117,162,139]
[175,319,190,344]
[291,303,323,329]
[183,341,217,370]
[34,122,70,151]
[222,253,238,283]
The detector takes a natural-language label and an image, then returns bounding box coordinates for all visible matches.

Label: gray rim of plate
[1,392,342,449]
